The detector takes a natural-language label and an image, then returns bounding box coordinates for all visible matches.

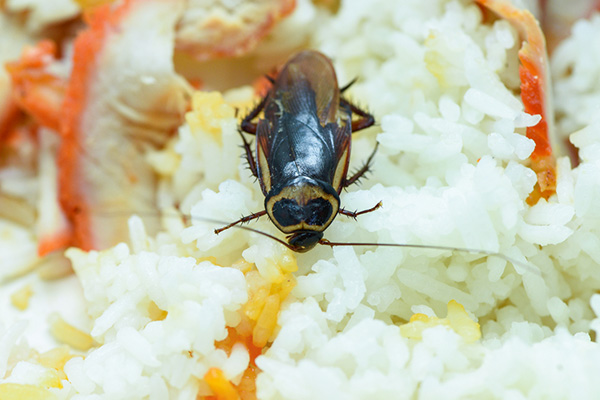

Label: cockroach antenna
[318,239,537,275]
[196,216,539,276]
[90,209,539,275]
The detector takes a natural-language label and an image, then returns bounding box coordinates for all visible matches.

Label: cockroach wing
[277,51,340,126]
[331,123,352,192]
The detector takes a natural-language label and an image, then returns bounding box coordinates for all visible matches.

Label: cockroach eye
[304,198,333,226]
[271,198,302,227]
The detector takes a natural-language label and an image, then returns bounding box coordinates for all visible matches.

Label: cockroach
[213,50,381,253]
[210,50,535,273]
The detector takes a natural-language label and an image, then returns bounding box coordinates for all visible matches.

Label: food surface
[2,0,600,399]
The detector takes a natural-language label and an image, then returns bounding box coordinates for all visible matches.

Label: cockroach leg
[241,95,269,135]
[340,77,358,93]
[338,201,382,220]
[238,129,259,178]
[214,210,267,234]
[341,98,375,132]
[344,143,379,187]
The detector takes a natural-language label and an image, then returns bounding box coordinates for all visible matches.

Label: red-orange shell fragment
[476,0,557,203]
[59,0,189,251]
[175,0,296,61]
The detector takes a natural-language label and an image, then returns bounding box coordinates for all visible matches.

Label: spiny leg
[239,87,271,176]
[338,201,382,219]
[241,92,269,134]
[340,77,357,94]
[238,129,259,178]
[214,210,267,234]
[340,97,375,132]
[344,142,379,187]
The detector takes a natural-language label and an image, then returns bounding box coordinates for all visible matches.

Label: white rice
[3,0,600,398]
[552,13,600,137]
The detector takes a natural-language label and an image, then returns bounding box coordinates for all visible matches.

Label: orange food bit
[204,368,241,400]
[214,326,261,400]
[6,40,66,132]
[235,363,259,400]
[476,0,557,204]
[210,260,297,400]
[38,234,73,258]
[216,327,262,364]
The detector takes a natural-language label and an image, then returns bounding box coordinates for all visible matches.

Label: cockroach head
[265,176,340,234]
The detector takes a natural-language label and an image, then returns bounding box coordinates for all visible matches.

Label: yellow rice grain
[0,383,57,400]
[11,284,33,310]
[48,313,94,351]
[252,294,280,348]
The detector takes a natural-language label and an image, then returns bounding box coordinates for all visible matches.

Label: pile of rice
[2,0,600,398]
